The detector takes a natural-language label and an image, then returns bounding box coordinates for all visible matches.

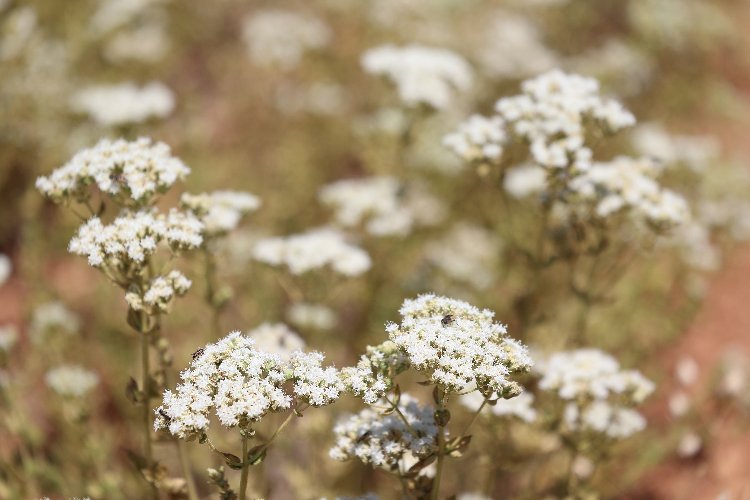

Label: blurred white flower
[69,82,174,127]
[46,365,99,397]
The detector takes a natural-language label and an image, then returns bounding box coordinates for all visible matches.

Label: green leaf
[220,452,244,470]
[125,377,142,404]
[246,445,267,466]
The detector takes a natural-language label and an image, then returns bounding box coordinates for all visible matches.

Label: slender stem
[431,390,447,500]
[432,424,446,500]
[383,395,418,438]
[239,434,249,500]
[460,397,488,437]
[140,331,158,499]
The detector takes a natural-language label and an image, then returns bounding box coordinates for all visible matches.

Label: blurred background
[2,0,750,498]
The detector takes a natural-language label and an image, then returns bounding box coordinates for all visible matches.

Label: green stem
[431,391,447,500]
[460,397,488,437]
[140,331,158,499]
[239,434,249,500]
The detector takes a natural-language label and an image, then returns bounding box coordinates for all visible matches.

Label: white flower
[362,44,472,109]
[537,349,654,403]
[0,254,11,286]
[29,301,80,342]
[248,323,305,360]
[329,394,438,471]
[104,22,170,64]
[36,137,190,206]
[568,156,689,229]
[45,365,99,397]
[69,82,174,127]
[242,10,331,70]
[503,164,547,199]
[286,303,336,331]
[253,228,371,276]
[341,341,410,404]
[126,270,192,314]
[68,209,202,272]
[319,177,443,237]
[631,124,719,173]
[181,190,261,237]
[443,114,506,164]
[477,10,557,79]
[386,294,532,395]
[424,223,501,290]
[155,331,341,439]
[495,69,634,171]
[564,400,646,438]
[459,391,537,423]
[0,325,18,352]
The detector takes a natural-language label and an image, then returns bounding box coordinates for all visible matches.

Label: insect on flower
[441,314,454,327]
[192,347,205,360]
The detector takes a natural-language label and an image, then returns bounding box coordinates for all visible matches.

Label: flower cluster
[442,114,506,164]
[537,349,654,439]
[286,302,336,331]
[69,81,174,127]
[319,177,443,237]
[341,341,410,404]
[125,270,192,315]
[248,322,306,360]
[386,294,532,395]
[36,137,190,206]
[459,391,537,423]
[361,44,472,109]
[29,301,80,342]
[155,331,341,439]
[424,223,502,290]
[495,69,635,171]
[68,209,203,273]
[181,190,261,237]
[568,156,689,229]
[242,10,331,70]
[329,394,438,471]
[45,365,99,398]
[253,228,371,276]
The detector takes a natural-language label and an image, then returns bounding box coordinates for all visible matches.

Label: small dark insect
[441,314,454,327]
[192,347,205,360]
[158,409,170,420]
[109,172,126,184]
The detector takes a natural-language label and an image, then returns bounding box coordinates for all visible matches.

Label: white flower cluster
[286,302,336,331]
[494,69,635,171]
[248,322,305,360]
[0,325,18,352]
[36,137,190,205]
[181,190,261,237]
[69,209,203,271]
[503,164,547,199]
[155,331,341,439]
[329,394,438,471]
[386,294,532,395]
[563,401,647,439]
[477,10,558,79]
[442,114,506,164]
[29,301,80,342]
[459,391,537,423]
[0,254,10,286]
[319,177,443,237]
[425,223,502,290]
[69,82,174,127]
[341,341,410,404]
[241,10,331,70]
[631,123,719,173]
[362,44,472,109]
[45,365,99,398]
[253,228,371,277]
[568,156,689,229]
[537,349,654,439]
[125,270,192,314]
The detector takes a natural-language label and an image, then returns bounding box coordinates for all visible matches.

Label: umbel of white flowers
[342,294,533,403]
[154,331,343,439]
